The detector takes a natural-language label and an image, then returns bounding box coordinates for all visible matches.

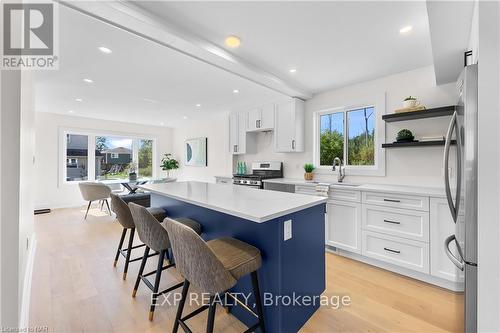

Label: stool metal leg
[132,246,150,297]
[84,201,92,220]
[113,228,127,267]
[149,250,165,321]
[123,228,135,280]
[105,199,111,215]
[251,271,266,333]
[206,295,216,333]
[173,280,190,333]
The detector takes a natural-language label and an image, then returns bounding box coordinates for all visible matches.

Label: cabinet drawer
[362,192,429,211]
[362,205,429,242]
[362,231,429,273]
[215,177,233,185]
[329,188,361,203]
[295,185,316,196]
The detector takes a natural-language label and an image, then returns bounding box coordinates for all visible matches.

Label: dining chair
[78,182,112,219]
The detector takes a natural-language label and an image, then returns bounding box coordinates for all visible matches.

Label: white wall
[172,112,233,182]
[34,112,174,209]
[477,1,500,331]
[235,66,457,187]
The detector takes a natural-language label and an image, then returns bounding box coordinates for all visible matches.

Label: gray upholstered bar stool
[110,193,167,280]
[128,203,202,321]
[164,218,266,333]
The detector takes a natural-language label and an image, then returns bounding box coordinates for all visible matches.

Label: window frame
[59,127,157,186]
[313,95,386,177]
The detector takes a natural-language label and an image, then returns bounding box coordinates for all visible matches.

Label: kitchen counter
[263,178,446,197]
[143,181,327,332]
[140,181,327,223]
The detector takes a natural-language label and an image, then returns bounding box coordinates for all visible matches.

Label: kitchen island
[140,181,327,333]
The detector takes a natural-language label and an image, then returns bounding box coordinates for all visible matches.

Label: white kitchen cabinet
[274,98,304,152]
[430,197,463,282]
[326,200,362,254]
[229,112,254,155]
[247,104,274,132]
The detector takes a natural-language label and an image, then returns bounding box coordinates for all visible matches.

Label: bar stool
[128,203,202,321]
[164,217,266,333]
[110,193,167,280]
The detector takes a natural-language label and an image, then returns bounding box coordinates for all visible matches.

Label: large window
[316,105,381,174]
[61,130,156,183]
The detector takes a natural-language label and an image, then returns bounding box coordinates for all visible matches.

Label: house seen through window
[319,106,375,167]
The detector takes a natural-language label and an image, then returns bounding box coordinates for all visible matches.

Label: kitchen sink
[310,181,360,187]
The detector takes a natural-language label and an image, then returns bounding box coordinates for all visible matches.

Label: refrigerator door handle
[443,111,461,222]
[444,234,465,271]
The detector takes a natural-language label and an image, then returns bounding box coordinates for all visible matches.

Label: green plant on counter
[160,153,179,177]
[404,96,417,101]
[304,163,315,173]
[396,129,415,142]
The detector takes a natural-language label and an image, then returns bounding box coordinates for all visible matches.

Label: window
[60,129,156,183]
[65,134,88,181]
[314,103,385,176]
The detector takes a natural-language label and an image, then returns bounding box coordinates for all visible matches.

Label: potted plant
[128,162,138,181]
[160,153,179,178]
[396,129,415,143]
[403,96,418,108]
[304,163,315,181]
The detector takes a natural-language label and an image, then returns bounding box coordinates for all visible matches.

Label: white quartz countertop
[140,181,327,223]
[262,178,446,197]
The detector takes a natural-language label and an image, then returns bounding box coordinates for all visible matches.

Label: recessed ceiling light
[83,78,93,83]
[224,35,241,48]
[196,104,201,107]
[160,121,164,126]
[143,98,158,103]
[75,98,83,102]
[232,89,239,94]
[68,110,75,114]
[98,46,112,54]
[289,68,297,73]
[183,116,188,120]
[399,25,413,34]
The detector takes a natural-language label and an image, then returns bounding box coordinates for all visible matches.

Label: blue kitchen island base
[151,193,326,333]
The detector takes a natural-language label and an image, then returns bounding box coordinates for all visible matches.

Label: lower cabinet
[326,200,362,254]
[430,197,463,282]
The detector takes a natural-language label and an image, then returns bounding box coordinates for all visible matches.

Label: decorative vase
[403,99,418,108]
[304,172,314,181]
[129,172,137,181]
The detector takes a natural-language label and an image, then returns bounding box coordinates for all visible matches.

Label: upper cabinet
[247,104,275,132]
[229,112,254,155]
[274,98,305,152]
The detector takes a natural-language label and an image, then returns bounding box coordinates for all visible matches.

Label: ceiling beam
[426,0,475,85]
[57,0,312,100]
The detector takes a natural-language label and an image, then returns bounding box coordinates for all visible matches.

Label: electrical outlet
[284,219,292,241]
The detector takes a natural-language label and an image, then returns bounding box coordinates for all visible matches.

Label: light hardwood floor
[29,206,464,332]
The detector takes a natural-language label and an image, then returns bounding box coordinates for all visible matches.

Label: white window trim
[58,126,158,186]
[313,93,386,177]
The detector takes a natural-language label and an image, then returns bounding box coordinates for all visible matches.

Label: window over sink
[313,97,385,176]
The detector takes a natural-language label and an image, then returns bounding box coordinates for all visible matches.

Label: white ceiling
[36,1,435,127]
[134,1,434,93]
[34,5,286,127]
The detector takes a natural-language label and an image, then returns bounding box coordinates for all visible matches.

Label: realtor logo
[1,1,58,69]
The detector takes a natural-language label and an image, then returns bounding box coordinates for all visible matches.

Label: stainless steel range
[233,161,283,189]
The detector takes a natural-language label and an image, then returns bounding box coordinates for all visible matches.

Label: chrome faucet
[332,157,345,182]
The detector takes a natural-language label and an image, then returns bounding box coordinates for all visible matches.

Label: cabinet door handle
[383,198,401,203]
[384,247,401,254]
[258,120,261,128]
[233,145,238,153]
[383,219,401,225]
[291,140,295,150]
[256,120,259,128]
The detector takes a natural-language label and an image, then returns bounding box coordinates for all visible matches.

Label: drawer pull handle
[383,219,401,225]
[383,198,401,203]
[384,247,401,254]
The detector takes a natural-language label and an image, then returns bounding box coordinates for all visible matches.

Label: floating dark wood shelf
[382,106,457,122]
[382,140,456,148]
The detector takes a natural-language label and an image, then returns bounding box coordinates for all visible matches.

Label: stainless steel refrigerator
[443,63,478,332]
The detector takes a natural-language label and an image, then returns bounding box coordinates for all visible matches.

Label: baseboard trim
[19,234,37,328]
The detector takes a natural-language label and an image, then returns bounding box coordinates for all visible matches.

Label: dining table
[98,177,176,194]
